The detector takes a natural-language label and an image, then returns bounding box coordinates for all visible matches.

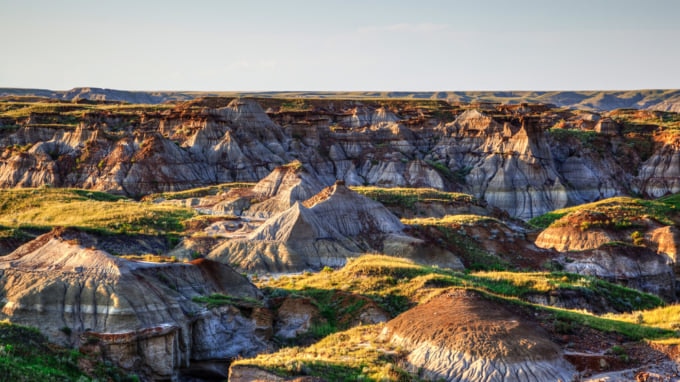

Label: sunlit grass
[232,324,415,381]
[350,186,474,209]
[143,182,255,201]
[0,101,174,119]
[0,188,195,235]
[402,214,499,226]
[606,305,680,331]
[246,255,676,379]
[528,195,680,229]
[260,255,664,325]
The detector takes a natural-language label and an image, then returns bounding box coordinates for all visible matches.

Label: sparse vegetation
[402,215,510,270]
[548,128,601,148]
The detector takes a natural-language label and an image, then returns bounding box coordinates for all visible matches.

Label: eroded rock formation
[0,228,272,381]
[2,97,679,219]
[380,289,576,382]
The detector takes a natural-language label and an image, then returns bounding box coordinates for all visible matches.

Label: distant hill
[2,87,680,111]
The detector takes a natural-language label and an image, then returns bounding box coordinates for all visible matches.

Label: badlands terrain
[0,90,680,381]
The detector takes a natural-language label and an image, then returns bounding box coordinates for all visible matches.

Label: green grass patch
[192,293,263,309]
[548,128,601,148]
[232,324,416,381]
[260,255,662,320]
[143,182,255,201]
[0,188,195,235]
[528,194,680,229]
[0,321,135,381]
[351,186,475,209]
[247,255,675,379]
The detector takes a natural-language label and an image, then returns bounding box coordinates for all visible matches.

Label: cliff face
[0,228,271,381]
[0,97,678,219]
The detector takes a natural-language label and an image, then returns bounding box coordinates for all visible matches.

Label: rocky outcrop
[380,289,576,382]
[635,133,680,198]
[558,244,676,300]
[429,110,568,219]
[245,161,329,219]
[273,296,321,339]
[2,97,680,219]
[206,182,415,272]
[0,228,272,381]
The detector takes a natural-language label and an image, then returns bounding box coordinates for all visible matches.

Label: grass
[192,293,263,309]
[0,101,173,119]
[231,324,415,381]
[607,305,680,331]
[243,255,677,379]
[610,109,680,131]
[527,195,680,229]
[0,187,196,235]
[0,321,135,381]
[469,271,663,312]
[350,186,475,209]
[261,255,664,326]
[402,214,499,226]
[548,128,601,147]
[143,182,255,201]
[119,253,180,263]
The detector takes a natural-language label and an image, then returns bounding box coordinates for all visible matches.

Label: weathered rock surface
[380,289,576,382]
[0,228,272,381]
[206,183,418,272]
[273,296,320,339]
[429,110,569,219]
[635,133,680,198]
[558,244,676,300]
[1,97,680,219]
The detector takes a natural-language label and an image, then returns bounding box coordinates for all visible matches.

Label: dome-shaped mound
[380,289,575,382]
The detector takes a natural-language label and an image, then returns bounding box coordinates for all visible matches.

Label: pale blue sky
[1,0,678,91]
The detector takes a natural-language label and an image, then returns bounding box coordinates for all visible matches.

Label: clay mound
[246,161,328,219]
[208,202,363,272]
[305,182,404,237]
[535,226,616,252]
[206,183,411,272]
[1,228,127,275]
[0,228,269,380]
[381,289,575,382]
[249,202,337,242]
[371,107,400,125]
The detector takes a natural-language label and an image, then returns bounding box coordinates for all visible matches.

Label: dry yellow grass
[0,188,195,234]
[232,324,412,381]
[606,304,680,330]
[402,214,499,226]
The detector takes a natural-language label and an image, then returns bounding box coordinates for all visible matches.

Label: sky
[1,0,679,91]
